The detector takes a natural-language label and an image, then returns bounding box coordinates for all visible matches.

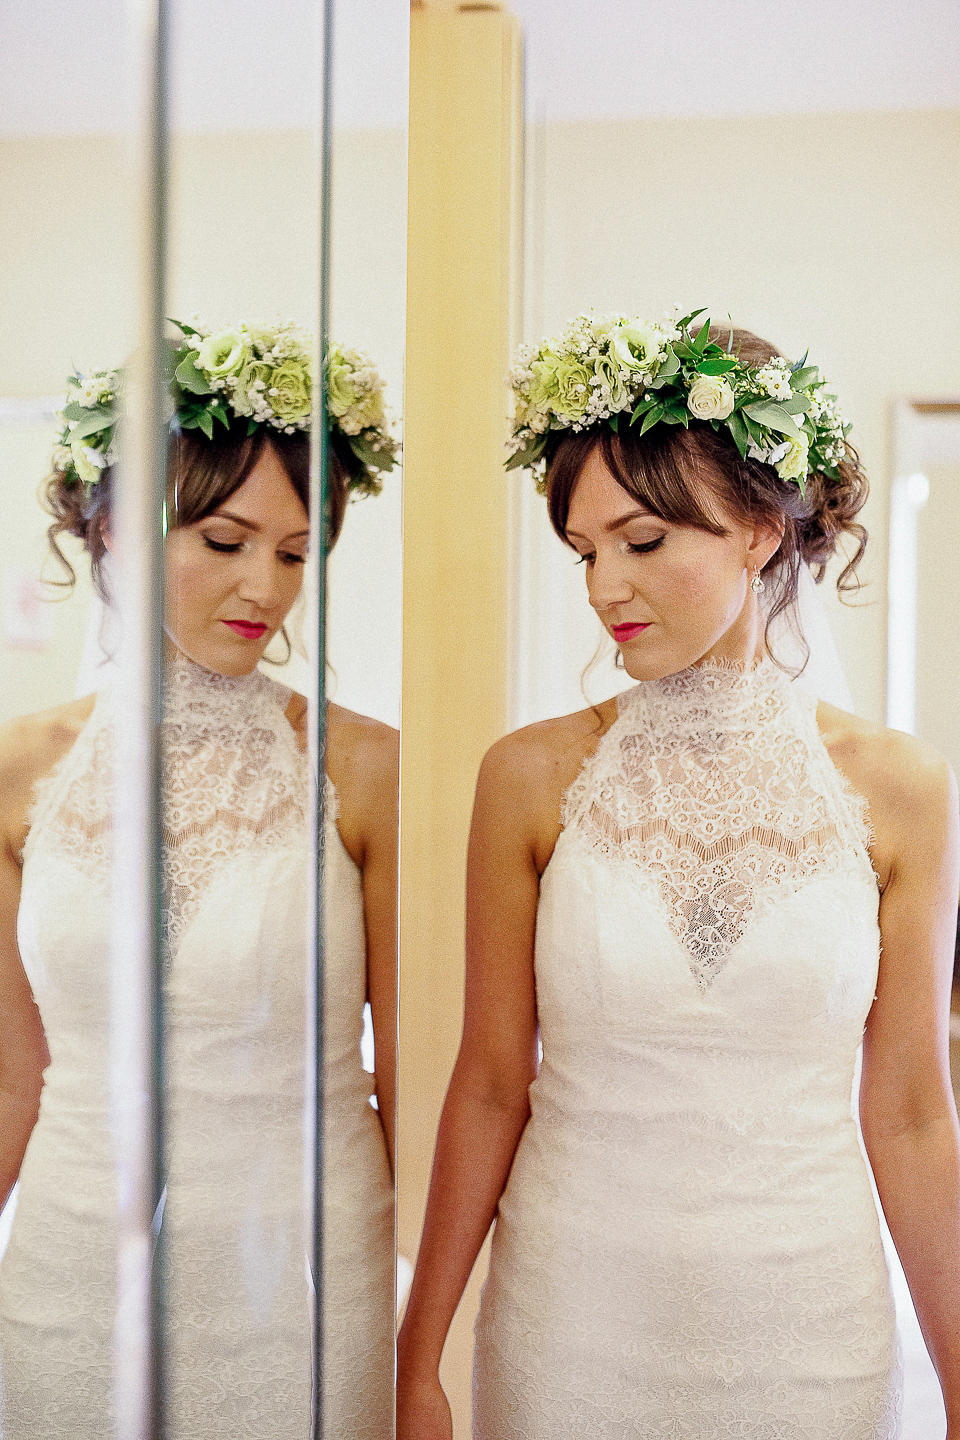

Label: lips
[611,622,651,643]
[222,620,269,640]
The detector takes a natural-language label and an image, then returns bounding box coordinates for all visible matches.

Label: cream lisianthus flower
[687,375,735,421]
[196,327,249,379]
[592,353,629,410]
[774,434,810,482]
[71,438,108,486]
[326,350,359,419]
[607,320,663,372]
[232,360,272,417]
[269,358,312,424]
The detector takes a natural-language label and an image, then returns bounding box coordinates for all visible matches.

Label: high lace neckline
[619,656,792,747]
[163,651,282,720]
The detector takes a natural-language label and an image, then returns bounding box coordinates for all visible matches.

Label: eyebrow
[565,509,662,542]
[209,509,310,541]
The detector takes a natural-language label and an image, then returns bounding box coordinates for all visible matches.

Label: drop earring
[750,567,765,595]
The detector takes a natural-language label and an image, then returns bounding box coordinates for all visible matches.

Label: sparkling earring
[750,567,765,594]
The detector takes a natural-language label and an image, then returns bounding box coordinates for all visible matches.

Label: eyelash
[575,536,666,565]
[202,537,307,566]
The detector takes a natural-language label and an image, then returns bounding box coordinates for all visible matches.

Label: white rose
[687,375,735,421]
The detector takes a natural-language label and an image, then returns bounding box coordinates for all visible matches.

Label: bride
[397,313,960,1438]
[0,321,397,1437]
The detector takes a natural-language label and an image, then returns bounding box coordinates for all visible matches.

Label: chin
[169,634,266,678]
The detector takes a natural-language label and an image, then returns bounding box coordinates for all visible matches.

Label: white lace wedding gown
[0,655,393,1438]
[473,660,902,1440]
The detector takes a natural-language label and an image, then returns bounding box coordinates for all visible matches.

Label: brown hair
[545,327,868,668]
[45,421,312,602]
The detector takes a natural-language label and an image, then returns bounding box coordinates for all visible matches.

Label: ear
[745,516,783,574]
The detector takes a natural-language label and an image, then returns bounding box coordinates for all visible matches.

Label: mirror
[0,1,403,1434]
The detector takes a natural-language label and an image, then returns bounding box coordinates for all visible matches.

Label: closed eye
[203,537,242,554]
[627,536,665,555]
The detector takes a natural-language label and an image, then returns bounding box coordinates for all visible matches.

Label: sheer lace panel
[161,657,306,947]
[562,660,874,988]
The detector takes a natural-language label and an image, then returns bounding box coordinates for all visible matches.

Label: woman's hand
[396,1371,453,1440]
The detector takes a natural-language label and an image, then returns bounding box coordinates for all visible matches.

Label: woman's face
[564,447,780,681]
[164,442,309,676]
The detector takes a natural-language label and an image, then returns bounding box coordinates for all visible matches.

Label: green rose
[326,351,358,419]
[196,327,249,379]
[268,358,312,424]
[530,354,592,422]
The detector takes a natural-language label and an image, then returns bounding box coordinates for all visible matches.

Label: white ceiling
[1,0,958,136]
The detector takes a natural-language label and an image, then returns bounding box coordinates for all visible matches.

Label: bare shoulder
[477,698,619,871]
[817,701,957,883]
[326,702,399,794]
[0,695,97,859]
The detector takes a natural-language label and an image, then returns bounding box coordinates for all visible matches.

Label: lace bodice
[562,659,876,988]
[474,660,897,1439]
[24,654,308,952]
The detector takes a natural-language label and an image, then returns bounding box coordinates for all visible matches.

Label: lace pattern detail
[161,657,305,947]
[562,660,875,988]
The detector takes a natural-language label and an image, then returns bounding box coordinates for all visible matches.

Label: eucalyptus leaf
[790,365,818,389]
[175,352,214,396]
[68,410,114,442]
[743,415,765,447]
[742,400,801,439]
[657,350,680,378]
[780,394,811,416]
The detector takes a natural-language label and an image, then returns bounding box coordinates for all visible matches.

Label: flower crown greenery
[507,308,851,497]
[52,320,399,499]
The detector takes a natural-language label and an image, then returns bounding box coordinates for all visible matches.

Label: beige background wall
[0,126,406,722]
[520,107,960,726]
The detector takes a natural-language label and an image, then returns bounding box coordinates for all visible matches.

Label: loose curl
[545,327,868,673]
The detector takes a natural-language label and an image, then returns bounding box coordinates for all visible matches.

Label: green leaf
[61,402,90,422]
[790,350,809,373]
[639,404,664,435]
[609,413,619,432]
[209,400,231,429]
[630,397,657,422]
[697,356,738,376]
[175,352,214,395]
[727,411,749,457]
[657,349,680,378]
[247,418,259,436]
[169,318,200,337]
[743,414,766,447]
[68,409,114,442]
[197,409,214,440]
[790,365,818,389]
[692,318,711,354]
[676,307,706,332]
[742,399,801,439]
[505,435,548,472]
[672,342,696,362]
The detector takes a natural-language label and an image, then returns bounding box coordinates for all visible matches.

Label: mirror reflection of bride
[0,323,396,1438]
[397,314,960,1439]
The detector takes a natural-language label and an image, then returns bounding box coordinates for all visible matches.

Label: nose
[587,547,635,613]
[236,545,284,611]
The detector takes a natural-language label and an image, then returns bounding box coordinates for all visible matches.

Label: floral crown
[52,319,399,499]
[507,308,850,496]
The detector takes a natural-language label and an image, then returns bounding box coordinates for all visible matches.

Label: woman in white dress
[397,314,960,1439]
[0,322,396,1438]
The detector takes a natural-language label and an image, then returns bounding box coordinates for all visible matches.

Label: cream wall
[521,107,960,724]
[0,127,405,723]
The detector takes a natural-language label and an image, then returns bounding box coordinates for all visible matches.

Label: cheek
[165,546,223,621]
[655,542,744,623]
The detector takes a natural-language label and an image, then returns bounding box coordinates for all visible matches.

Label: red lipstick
[611,623,650,643]
[222,620,269,640]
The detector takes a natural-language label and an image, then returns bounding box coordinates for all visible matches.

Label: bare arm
[858,742,960,1431]
[396,735,544,1435]
[358,726,399,1172]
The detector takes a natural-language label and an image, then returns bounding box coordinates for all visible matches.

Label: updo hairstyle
[545,327,868,658]
[45,421,313,602]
